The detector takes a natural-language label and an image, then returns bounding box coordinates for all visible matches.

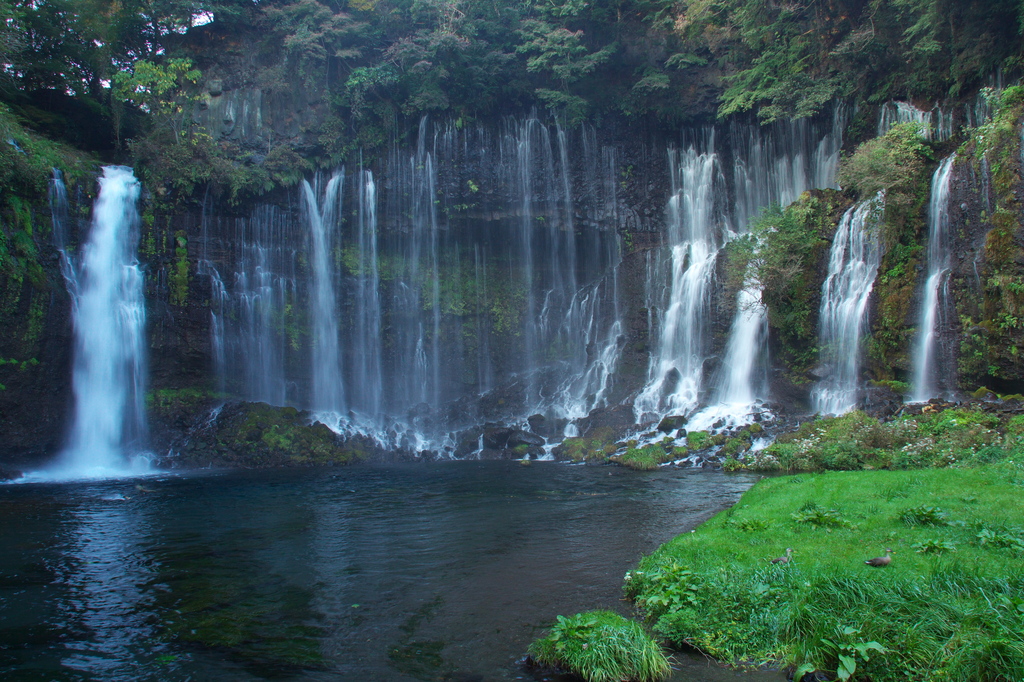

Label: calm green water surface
[0,462,785,681]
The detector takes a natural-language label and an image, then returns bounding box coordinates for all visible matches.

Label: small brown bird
[771,548,793,564]
[865,549,894,567]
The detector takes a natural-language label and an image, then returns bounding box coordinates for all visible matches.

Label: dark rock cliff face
[0,203,75,465]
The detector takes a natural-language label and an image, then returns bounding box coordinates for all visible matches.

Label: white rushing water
[910,155,957,402]
[303,172,345,420]
[686,283,769,432]
[28,167,150,480]
[679,109,846,431]
[634,138,727,422]
[811,194,884,415]
[878,101,938,140]
[206,117,622,452]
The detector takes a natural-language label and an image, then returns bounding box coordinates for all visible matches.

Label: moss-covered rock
[172,401,369,468]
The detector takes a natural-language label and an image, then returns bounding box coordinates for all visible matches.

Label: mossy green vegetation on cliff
[958,86,1024,388]
[727,190,853,384]
[624,464,1024,681]
[838,122,935,380]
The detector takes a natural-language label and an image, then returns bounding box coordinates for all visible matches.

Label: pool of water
[0,461,786,681]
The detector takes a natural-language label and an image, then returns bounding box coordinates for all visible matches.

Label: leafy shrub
[791,503,854,529]
[528,611,670,682]
[912,538,956,554]
[722,436,751,458]
[746,408,1009,472]
[687,431,712,449]
[900,506,951,527]
[976,527,1024,553]
[838,122,932,207]
[727,518,769,532]
[628,562,702,615]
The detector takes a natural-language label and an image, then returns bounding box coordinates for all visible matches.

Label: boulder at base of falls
[657,415,687,433]
[507,430,545,448]
[527,414,568,438]
[163,401,374,468]
[572,404,637,441]
[861,384,903,419]
[482,425,515,450]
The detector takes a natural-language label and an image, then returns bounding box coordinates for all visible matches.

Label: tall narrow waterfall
[635,137,727,422]
[351,170,384,423]
[910,155,957,402]
[59,166,148,477]
[302,172,345,418]
[811,195,884,415]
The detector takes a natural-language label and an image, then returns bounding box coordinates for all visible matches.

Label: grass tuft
[529,610,670,682]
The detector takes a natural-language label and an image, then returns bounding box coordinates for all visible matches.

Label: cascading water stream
[910,155,957,402]
[878,101,936,139]
[634,138,726,423]
[302,172,345,419]
[351,169,384,424]
[681,109,845,431]
[206,117,621,453]
[40,167,149,479]
[685,282,770,433]
[811,194,884,415]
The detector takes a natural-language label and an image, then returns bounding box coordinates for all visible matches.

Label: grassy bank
[624,464,1024,681]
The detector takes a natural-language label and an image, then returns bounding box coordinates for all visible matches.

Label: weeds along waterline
[624,464,1024,681]
[528,610,671,682]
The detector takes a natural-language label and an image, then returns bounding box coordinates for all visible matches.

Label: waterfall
[351,170,384,422]
[57,166,149,478]
[386,118,442,413]
[548,255,623,424]
[910,155,957,402]
[206,117,621,453]
[231,207,297,405]
[499,117,579,408]
[680,108,846,430]
[811,194,884,415]
[878,101,935,139]
[635,137,727,422]
[49,169,69,252]
[302,172,345,418]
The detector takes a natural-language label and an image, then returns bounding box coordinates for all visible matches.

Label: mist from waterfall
[811,194,884,416]
[910,155,957,402]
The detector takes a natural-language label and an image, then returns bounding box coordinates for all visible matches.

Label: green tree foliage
[262,0,367,93]
[112,58,202,141]
[673,0,1024,122]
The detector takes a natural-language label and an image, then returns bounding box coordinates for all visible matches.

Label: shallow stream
[1,462,785,681]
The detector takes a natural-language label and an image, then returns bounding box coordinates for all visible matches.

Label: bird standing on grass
[771,548,793,564]
[865,549,894,567]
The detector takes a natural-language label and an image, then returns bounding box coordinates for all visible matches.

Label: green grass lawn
[624,464,1024,681]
